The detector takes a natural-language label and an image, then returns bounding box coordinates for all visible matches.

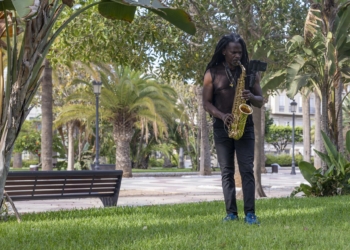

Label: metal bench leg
[99,197,118,207]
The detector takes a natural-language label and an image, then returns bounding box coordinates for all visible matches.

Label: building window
[310,107,315,114]
[279,95,285,112]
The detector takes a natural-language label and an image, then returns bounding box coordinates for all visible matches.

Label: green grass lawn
[1,196,349,249]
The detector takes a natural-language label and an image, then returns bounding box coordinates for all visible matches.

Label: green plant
[20,160,39,169]
[171,154,179,167]
[291,131,350,197]
[265,153,303,166]
[148,158,164,168]
[55,161,68,171]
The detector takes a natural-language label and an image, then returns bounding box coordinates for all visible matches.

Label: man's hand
[242,90,253,101]
[221,113,234,128]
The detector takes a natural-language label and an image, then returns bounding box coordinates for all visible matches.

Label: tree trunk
[252,106,267,198]
[178,147,184,168]
[41,59,53,171]
[260,106,267,174]
[113,122,134,177]
[321,88,328,171]
[163,155,172,168]
[198,86,211,175]
[67,122,75,171]
[314,93,322,169]
[302,93,311,162]
[336,79,344,153]
[13,152,22,169]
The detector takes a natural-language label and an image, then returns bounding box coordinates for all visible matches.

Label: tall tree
[41,59,53,171]
[0,0,195,203]
[302,91,311,162]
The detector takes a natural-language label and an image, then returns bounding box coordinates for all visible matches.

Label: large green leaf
[326,34,336,77]
[98,0,196,35]
[285,55,306,97]
[314,149,332,167]
[150,8,196,36]
[299,161,317,184]
[0,0,39,19]
[260,70,285,95]
[286,35,304,54]
[98,0,136,23]
[346,130,350,154]
[335,2,350,47]
[321,130,338,161]
[286,74,312,98]
[0,0,15,11]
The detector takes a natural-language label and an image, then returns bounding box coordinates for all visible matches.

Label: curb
[131,167,300,178]
[132,171,222,177]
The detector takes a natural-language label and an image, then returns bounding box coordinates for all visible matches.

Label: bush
[265,154,305,166]
[21,160,39,169]
[171,154,179,167]
[56,160,68,170]
[148,157,164,168]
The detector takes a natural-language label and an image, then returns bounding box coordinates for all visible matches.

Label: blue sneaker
[223,213,239,222]
[244,213,260,225]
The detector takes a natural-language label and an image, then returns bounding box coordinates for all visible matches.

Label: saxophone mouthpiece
[233,60,240,66]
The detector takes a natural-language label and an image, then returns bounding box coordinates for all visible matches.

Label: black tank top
[209,63,254,129]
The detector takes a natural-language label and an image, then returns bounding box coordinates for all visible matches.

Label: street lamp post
[290,100,297,175]
[93,80,102,170]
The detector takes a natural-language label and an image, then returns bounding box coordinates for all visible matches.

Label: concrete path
[9,168,308,214]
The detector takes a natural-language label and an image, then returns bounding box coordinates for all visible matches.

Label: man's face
[223,42,242,67]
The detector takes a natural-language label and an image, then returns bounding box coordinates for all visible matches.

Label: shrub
[265,153,307,166]
[56,160,68,171]
[148,157,163,168]
[171,154,179,167]
[21,160,39,169]
[291,131,350,197]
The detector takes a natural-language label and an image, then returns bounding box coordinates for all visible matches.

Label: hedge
[265,154,314,166]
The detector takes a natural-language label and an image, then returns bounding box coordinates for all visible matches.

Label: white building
[265,91,316,155]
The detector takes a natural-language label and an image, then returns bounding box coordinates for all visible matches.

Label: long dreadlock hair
[205,33,250,74]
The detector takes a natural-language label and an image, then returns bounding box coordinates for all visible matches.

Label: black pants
[214,125,255,216]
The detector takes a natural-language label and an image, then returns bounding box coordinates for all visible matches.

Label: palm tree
[58,65,178,177]
[41,59,54,170]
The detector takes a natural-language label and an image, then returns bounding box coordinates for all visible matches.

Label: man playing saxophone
[202,33,264,225]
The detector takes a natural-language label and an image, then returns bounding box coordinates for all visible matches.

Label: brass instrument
[228,61,253,140]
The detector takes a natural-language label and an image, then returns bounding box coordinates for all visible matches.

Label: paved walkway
[9,168,308,214]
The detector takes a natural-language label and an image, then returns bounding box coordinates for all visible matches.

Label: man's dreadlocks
[205,33,250,74]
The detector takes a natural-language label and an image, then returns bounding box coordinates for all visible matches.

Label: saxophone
[228,61,253,140]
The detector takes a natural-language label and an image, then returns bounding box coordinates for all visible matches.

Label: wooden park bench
[4,170,123,208]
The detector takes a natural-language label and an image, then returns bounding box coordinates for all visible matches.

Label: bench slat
[9,193,114,201]
[6,176,120,181]
[5,179,119,186]
[7,188,115,196]
[5,183,118,191]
